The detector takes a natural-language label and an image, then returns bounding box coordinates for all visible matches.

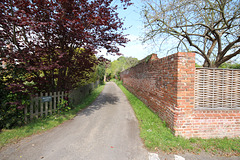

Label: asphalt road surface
[0,82,149,160]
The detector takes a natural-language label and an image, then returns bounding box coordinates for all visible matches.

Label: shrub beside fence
[24,80,100,122]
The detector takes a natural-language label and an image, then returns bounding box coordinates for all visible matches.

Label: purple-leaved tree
[0,0,131,110]
[0,0,131,93]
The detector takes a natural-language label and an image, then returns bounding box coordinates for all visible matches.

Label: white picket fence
[24,91,67,122]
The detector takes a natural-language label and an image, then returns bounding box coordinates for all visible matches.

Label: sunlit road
[0,82,148,160]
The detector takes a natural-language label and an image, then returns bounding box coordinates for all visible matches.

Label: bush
[57,96,72,113]
[0,86,26,130]
[0,69,26,130]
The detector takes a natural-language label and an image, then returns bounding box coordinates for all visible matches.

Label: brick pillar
[174,52,195,137]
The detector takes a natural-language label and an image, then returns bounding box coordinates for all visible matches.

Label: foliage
[0,92,26,130]
[220,62,240,69]
[97,62,107,82]
[57,97,72,113]
[72,52,99,87]
[0,84,105,149]
[0,0,131,126]
[0,49,97,129]
[0,68,28,129]
[76,57,109,86]
[0,0,131,93]
[143,0,240,68]
[116,80,240,156]
[106,56,138,80]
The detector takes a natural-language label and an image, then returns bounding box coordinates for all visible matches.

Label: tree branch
[219,36,240,60]
[217,48,240,67]
[203,39,217,67]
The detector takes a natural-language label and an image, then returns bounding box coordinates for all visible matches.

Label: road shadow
[77,93,119,117]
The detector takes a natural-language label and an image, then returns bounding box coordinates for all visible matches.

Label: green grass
[0,84,105,149]
[116,80,240,156]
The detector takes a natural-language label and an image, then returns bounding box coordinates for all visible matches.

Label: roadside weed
[116,81,240,156]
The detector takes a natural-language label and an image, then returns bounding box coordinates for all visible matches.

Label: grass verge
[116,80,240,156]
[0,84,105,149]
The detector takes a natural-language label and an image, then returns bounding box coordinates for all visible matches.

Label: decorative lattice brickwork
[195,68,240,110]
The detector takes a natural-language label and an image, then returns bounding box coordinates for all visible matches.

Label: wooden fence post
[45,92,48,117]
[57,91,60,113]
[54,92,57,113]
[40,92,43,117]
[24,100,28,122]
[49,92,52,115]
[35,93,39,118]
[30,95,33,120]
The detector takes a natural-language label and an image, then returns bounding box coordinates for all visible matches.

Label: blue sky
[102,0,204,64]
[103,0,240,65]
[102,0,156,61]
[102,0,183,62]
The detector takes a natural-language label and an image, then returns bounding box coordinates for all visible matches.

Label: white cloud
[119,42,149,59]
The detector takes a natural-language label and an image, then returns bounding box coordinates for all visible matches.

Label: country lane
[0,82,149,160]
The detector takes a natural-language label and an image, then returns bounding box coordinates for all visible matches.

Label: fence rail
[24,80,100,122]
[24,91,67,122]
[195,68,240,110]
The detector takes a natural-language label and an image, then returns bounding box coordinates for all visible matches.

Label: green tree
[220,62,240,69]
[97,62,107,82]
[106,56,139,79]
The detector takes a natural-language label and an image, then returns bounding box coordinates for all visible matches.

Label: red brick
[120,52,240,139]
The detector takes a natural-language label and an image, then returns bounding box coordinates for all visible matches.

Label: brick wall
[190,110,240,138]
[120,52,240,138]
[120,53,179,131]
